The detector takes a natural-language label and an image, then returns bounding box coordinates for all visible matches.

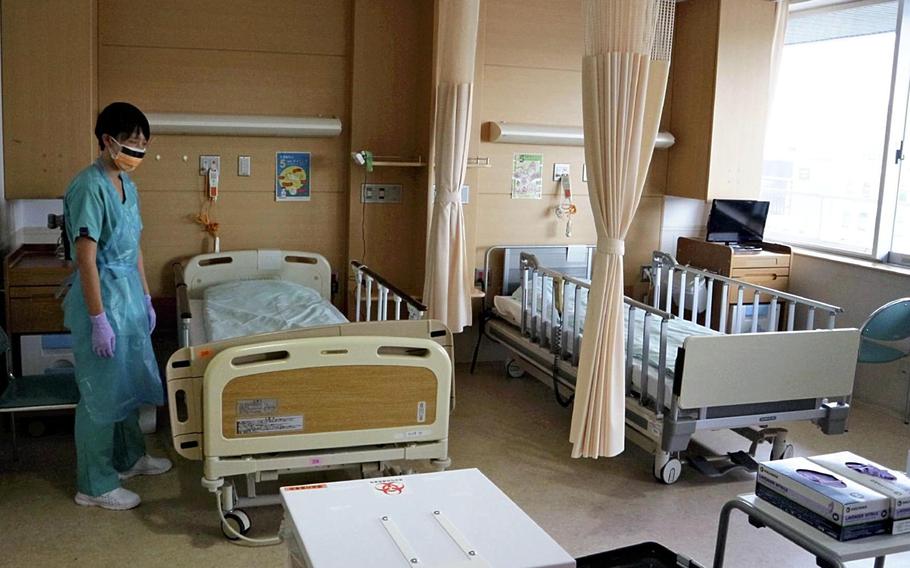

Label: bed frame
[168,250,445,540]
[473,245,859,484]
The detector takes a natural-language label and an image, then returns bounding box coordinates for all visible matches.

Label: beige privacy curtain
[569,0,675,458]
[423,0,480,333]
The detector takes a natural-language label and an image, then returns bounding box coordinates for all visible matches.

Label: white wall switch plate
[238,155,251,176]
[361,183,403,203]
[582,163,588,183]
[199,155,221,175]
[553,163,570,181]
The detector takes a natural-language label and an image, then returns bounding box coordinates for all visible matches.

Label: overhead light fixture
[483,122,675,149]
[146,113,342,137]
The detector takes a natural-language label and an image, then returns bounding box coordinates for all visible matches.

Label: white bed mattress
[188,279,348,345]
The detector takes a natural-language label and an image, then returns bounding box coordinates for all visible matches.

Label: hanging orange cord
[194,206,220,239]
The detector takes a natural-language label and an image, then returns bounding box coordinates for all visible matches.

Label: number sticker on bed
[237,398,279,416]
[417,401,427,423]
[236,415,304,435]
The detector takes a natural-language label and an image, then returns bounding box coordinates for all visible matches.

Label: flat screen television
[705,199,770,245]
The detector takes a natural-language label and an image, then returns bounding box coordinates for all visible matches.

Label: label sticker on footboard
[236,415,303,435]
[237,398,279,416]
[417,401,427,423]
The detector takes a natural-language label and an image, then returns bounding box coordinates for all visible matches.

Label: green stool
[0,327,79,459]
[858,298,910,424]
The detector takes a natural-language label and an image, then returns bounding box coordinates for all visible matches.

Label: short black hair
[94,102,150,151]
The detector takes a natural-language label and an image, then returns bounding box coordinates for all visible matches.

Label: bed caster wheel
[657,458,682,485]
[505,359,526,379]
[221,509,251,541]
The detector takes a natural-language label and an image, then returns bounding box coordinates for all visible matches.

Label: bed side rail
[351,261,427,322]
[174,262,192,348]
[519,254,676,412]
[651,251,844,334]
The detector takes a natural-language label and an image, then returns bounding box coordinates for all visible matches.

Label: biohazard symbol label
[375,481,405,495]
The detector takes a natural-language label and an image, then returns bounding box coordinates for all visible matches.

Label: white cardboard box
[809,452,910,535]
[280,468,575,568]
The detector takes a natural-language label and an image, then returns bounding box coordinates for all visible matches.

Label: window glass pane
[761,2,897,254]
[892,180,910,254]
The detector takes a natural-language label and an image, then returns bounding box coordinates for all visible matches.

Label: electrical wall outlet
[238,155,251,176]
[199,155,221,175]
[361,183,403,203]
[553,163,570,181]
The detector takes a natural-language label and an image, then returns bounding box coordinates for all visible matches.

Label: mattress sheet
[202,279,348,343]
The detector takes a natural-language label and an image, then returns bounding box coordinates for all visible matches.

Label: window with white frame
[761,0,910,261]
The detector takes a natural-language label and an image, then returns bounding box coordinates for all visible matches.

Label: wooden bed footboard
[167,320,454,461]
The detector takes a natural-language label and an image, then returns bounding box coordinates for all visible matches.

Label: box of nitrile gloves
[756,457,890,541]
[809,452,910,535]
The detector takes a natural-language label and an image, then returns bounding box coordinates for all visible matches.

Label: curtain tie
[436,188,462,206]
[597,237,625,256]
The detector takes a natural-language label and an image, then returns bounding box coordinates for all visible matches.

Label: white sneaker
[119,454,173,480]
[74,487,141,511]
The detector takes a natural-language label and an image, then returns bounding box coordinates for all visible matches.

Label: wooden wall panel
[468,0,669,311]
[484,0,584,71]
[99,47,347,117]
[98,1,353,299]
[474,143,589,196]
[667,0,719,200]
[481,66,583,126]
[2,0,97,199]
[131,136,347,193]
[347,0,434,297]
[140,191,347,296]
[710,0,776,199]
[98,0,349,56]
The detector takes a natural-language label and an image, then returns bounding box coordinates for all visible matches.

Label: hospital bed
[472,245,860,484]
[167,249,453,541]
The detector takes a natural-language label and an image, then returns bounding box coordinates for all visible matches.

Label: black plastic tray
[575,541,704,568]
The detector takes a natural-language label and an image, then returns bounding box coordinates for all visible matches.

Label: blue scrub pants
[75,401,145,496]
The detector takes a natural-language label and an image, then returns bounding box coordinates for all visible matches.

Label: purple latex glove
[144,294,156,334]
[89,313,116,358]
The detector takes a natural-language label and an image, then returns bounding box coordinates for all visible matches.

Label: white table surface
[281,468,575,568]
[740,493,910,562]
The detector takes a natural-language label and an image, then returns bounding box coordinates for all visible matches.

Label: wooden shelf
[372,161,426,168]
[371,155,426,168]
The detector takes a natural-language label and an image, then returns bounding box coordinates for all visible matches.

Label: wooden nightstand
[4,245,73,375]
[5,244,72,335]
[676,237,791,331]
[676,237,790,298]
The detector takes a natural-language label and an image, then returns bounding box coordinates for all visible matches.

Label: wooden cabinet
[5,245,72,334]
[676,237,791,310]
[1,0,97,199]
[667,0,776,201]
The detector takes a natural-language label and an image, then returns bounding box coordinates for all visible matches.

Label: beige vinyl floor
[1,362,909,567]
